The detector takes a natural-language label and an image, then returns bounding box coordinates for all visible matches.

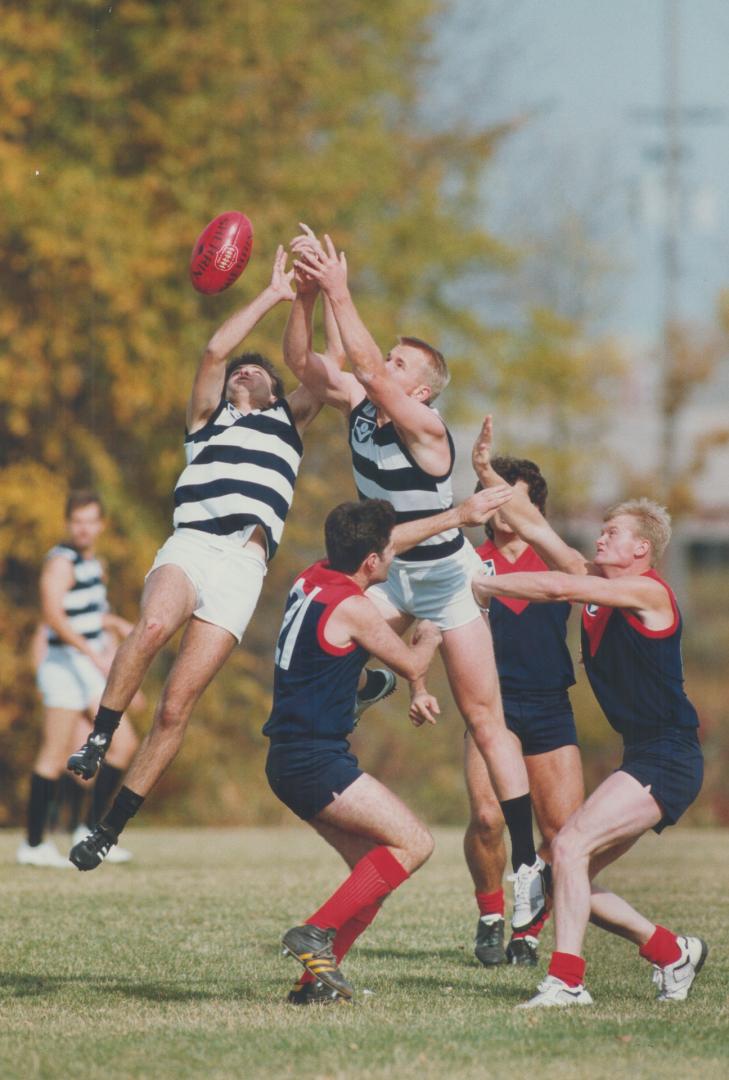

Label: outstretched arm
[390,485,512,555]
[472,568,674,627]
[472,415,589,574]
[293,232,446,454]
[187,246,295,433]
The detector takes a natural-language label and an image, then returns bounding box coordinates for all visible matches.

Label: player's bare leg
[114,617,237,797]
[69,617,236,871]
[283,774,433,1000]
[67,565,197,779]
[441,619,528,800]
[100,565,198,714]
[463,732,508,965]
[551,770,662,959]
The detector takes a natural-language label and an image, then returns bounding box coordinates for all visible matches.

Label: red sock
[639,925,681,967]
[512,909,550,940]
[548,951,585,988]
[306,847,409,932]
[476,888,505,917]
[299,900,382,985]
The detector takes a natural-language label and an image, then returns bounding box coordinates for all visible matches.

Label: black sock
[94,705,123,738]
[360,669,387,699]
[88,765,124,828]
[27,774,57,847]
[58,773,86,832]
[103,785,144,837]
[500,793,537,871]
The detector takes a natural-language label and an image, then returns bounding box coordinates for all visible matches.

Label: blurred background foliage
[1,0,725,828]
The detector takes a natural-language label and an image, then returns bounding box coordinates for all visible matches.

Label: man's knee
[468,801,504,845]
[551,825,585,872]
[410,824,435,870]
[154,696,191,736]
[135,614,174,654]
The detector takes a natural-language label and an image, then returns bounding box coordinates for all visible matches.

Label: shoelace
[508,865,536,906]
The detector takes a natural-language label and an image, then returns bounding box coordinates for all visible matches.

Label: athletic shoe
[509,856,547,932]
[354,669,397,720]
[16,840,72,869]
[517,975,593,1009]
[67,732,111,780]
[286,977,351,1006]
[654,936,708,1002]
[71,825,132,865]
[474,914,506,966]
[281,924,354,1000]
[507,934,539,966]
[69,823,119,871]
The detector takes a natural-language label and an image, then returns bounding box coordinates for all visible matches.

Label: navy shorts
[502,690,578,757]
[620,729,703,833]
[266,737,362,821]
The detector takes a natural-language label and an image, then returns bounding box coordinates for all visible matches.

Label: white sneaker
[655,936,708,1001]
[517,975,594,1009]
[509,856,546,931]
[17,840,72,868]
[70,825,132,864]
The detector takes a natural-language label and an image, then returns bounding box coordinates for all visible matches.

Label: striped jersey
[173,397,303,559]
[581,569,699,744]
[263,561,369,741]
[45,544,107,646]
[348,398,463,562]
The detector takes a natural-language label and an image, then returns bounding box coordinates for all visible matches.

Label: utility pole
[660,0,681,498]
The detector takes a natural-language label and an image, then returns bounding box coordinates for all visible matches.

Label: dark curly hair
[224,352,285,401]
[477,456,548,538]
[325,500,397,574]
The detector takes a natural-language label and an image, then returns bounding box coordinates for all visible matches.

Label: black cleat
[67,732,111,780]
[69,823,118,871]
[354,669,397,720]
[287,977,351,1006]
[474,915,507,966]
[507,934,539,966]
[282,924,354,1000]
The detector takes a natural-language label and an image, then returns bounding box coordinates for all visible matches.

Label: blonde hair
[398,335,450,403]
[604,498,672,566]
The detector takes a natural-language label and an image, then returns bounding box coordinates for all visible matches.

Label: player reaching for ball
[281,226,547,934]
[65,246,337,868]
[472,417,707,1007]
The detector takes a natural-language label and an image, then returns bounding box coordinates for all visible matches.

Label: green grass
[1,826,727,1080]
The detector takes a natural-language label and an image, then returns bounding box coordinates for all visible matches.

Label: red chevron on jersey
[582,601,613,657]
[476,540,550,615]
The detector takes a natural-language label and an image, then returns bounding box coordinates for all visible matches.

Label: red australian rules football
[189,212,254,294]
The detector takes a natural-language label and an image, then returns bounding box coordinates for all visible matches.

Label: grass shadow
[0,972,263,1004]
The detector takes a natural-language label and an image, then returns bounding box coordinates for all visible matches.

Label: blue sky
[434,0,729,340]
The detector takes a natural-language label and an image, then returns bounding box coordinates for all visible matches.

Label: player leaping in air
[66,247,344,869]
[472,416,707,1008]
[281,226,546,934]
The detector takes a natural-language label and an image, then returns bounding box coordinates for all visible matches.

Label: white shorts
[367,539,483,632]
[147,529,267,642]
[37,643,106,712]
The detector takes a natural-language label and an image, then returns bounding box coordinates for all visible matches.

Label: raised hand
[472,415,494,479]
[458,484,512,527]
[293,233,348,299]
[269,244,296,302]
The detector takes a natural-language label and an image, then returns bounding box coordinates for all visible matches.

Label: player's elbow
[542,574,574,602]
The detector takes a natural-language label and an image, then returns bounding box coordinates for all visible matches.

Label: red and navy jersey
[581,569,699,744]
[476,540,575,695]
[263,561,369,741]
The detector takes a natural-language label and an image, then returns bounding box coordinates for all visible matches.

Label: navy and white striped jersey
[348,398,463,562]
[173,397,303,559]
[45,544,107,646]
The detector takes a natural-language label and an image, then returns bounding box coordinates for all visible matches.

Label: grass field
[1,826,727,1080]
